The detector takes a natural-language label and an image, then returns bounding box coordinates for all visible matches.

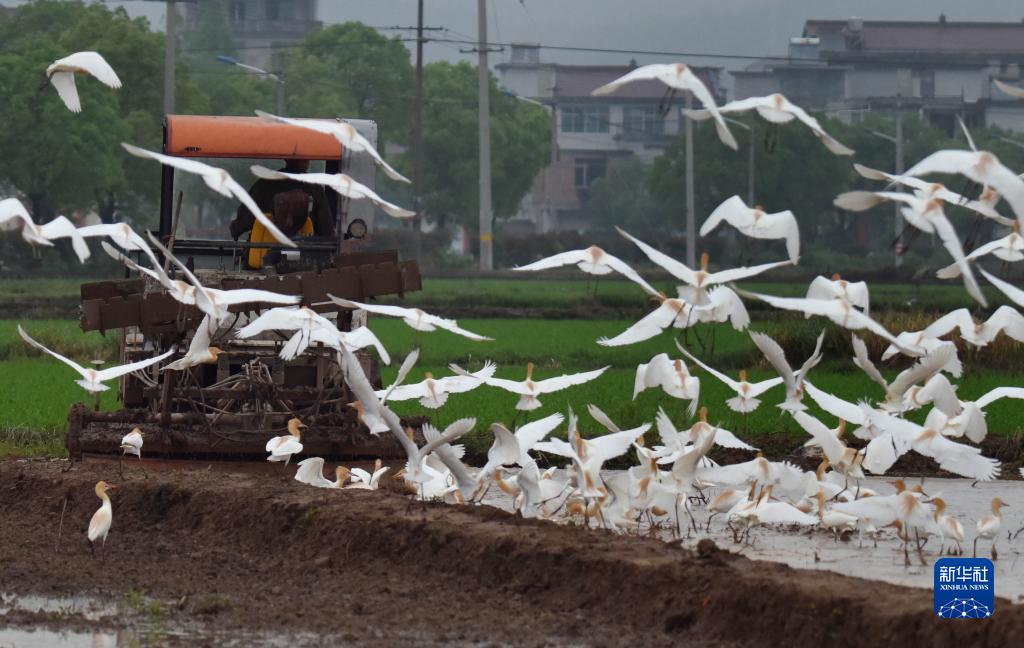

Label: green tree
[420,61,550,232]
[286,22,413,143]
[0,1,208,227]
[0,38,127,220]
[648,113,947,264]
[587,157,671,233]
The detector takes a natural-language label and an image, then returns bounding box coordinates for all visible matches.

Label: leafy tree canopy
[286,22,413,144]
[646,110,1016,265]
[420,61,550,231]
[0,0,206,225]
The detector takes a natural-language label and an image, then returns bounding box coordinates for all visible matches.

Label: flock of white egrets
[4,54,1023,563]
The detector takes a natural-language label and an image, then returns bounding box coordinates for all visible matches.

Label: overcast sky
[16,1,1024,70]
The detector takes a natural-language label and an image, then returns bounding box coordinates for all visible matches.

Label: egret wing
[784,99,854,155]
[930,210,986,306]
[513,249,590,272]
[349,467,372,484]
[0,198,31,226]
[591,64,674,95]
[441,361,496,394]
[18,325,90,378]
[57,52,121,88]
[36,216,90,262]
[294,457,328,486]
[700,195,749,236]
[980,268,1024,309]
[749,331,794,389]
[914,433,1000,481]
[975,386,1024,409]
[532,437,576,459]
[328,296,414,318]
[851,335,888,390]
[803,381,868,425]
[427,315,492,341]
[95,349,174,381]
[514,412,565,452]
[995,78,1024,99]
[237,307,304,337]
[589,426,650,463]
[675,342,740,391]
[122,143,225,184]
[101,241,171,289]
[224,176,298,248]
[598,251,659,296]
[598,302,681,346]
[755,502,820,525]
[796,329,826,381]
[480,376,534,395]
[342,326,392,365]
[48,72,81,112]
[711,426,757,451]
[792,411,846,466]
[616,227,696,285]
[833,495,900,525]
[708,259,793,284]
[533,366,609,393]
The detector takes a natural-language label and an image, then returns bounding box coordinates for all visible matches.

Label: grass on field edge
[0,426,65,458]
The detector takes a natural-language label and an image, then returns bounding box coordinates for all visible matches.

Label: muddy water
[0,593,502,648]
[479,475,1024,603]
[0,592,336,647]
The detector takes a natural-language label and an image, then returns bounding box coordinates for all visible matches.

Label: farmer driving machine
[67,115,421,460]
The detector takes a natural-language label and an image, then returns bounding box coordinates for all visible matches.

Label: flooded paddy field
[1,458,1021,646]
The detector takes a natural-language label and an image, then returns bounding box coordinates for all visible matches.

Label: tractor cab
[70,115,421,461]
[158,114,380,272]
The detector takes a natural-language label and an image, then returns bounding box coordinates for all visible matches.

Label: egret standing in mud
[119,427,143,479]
[932,498,964,556]
[266,418,306,466]
[974,497,1009,560]
[88,481,116,557]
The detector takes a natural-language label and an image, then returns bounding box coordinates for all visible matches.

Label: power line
[423,37,1024,70]
[96,6,1023,71]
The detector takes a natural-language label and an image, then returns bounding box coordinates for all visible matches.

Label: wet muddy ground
[1,458,1022,646]
[478,475,1024,601]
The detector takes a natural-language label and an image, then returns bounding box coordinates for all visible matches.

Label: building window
[266,0,294,21]
[574,158,607,190]
[622,105,663,135]
[561,105,609,133]
[229,1,246,23]
[919,70,935,99]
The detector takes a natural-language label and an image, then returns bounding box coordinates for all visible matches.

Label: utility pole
[412,0,425,261]
[747,114,756,206]
[684,92,696,269]
[164,0,176,115]
[274,51,286,116]
[894,103,904,268]
[477,0,493,271]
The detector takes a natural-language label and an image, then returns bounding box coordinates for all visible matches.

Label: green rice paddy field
[1,285,1022,457]
[3,275,1014,314]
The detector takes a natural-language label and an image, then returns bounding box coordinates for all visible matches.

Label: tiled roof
[805,19,1024,54]
[552,64,723,100]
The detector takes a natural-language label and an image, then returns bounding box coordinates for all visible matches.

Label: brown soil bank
[1,459,1021,646]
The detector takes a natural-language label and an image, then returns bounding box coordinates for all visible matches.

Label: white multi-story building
[498,45,726,232]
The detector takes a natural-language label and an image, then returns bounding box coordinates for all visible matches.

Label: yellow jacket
[247,213,313,269]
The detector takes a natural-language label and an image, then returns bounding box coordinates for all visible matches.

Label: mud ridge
[0,459,1020,646]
